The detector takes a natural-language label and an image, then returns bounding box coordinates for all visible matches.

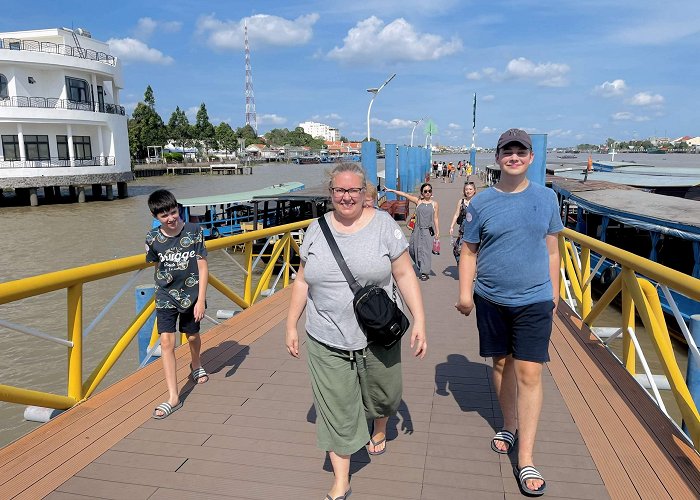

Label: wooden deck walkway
[1,174,700,499]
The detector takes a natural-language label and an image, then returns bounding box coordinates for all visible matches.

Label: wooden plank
[547,319,641,500]
[556,307,700,497]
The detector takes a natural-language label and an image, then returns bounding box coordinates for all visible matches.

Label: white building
[0,28,132,205]
[298,121,340,142]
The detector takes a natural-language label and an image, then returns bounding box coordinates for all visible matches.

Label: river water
[0,151,697,447]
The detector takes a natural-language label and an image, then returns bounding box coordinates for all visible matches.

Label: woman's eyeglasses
[422,189,432,194]
[330,187,364,197]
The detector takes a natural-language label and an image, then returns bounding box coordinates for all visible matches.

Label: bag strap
[318,216,362,295]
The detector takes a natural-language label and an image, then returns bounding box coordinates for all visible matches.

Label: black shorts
[156,306,201,335]
[474,292,554,363]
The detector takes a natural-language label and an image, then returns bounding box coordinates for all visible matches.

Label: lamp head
[366,88,379,94]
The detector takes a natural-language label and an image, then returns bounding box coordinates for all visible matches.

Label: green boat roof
[178,182,305,207]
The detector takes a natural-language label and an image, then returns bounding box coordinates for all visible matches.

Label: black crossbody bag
[318,216,410,348]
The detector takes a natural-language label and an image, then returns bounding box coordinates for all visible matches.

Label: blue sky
[3,1,699,147]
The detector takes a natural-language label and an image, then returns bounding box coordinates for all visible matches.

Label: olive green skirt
[306,334,402,455]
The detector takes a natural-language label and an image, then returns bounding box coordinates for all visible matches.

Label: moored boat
[551,177,700,325]
[176,182,305,238]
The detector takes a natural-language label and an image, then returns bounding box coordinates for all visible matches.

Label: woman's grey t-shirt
[300,210,409,351]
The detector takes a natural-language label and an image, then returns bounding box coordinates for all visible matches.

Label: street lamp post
[366,73,396,141]
[410,118,423,147]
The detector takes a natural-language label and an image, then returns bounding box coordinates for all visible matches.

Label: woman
[384,183,440,281]
[286,163,427,500]
[449,181,477,263]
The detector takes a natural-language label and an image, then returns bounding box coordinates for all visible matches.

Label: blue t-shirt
[461,182,563,306]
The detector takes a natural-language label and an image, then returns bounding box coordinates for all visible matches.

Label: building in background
[299,121,340,142]
[0,28,132,205]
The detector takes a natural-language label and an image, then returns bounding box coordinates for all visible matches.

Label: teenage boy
[455,129,563,496]
[146,189,209,419]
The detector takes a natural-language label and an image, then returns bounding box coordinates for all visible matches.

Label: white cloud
[481,94,495,102]
[612,111,649,122]
[259,114,287,125]
[134,17,182,39]
[547,129,573,138]
[481,126,497,134]
[613,16,700,45]
[468,58,569,87]
[448,123,461,129]
[628,92,664,107]
[107,38,174,64]
[370,118,414,129]
[327,16,462,64]
[593,79,627,97]
[196,13,319,50]
[592,123,602,129]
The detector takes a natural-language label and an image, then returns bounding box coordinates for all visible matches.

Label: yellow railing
[0,220,311,410]
[559,228,700,449]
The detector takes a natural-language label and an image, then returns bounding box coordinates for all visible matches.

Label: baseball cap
[497,128,532,150]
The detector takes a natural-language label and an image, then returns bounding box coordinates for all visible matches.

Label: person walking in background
[448,162,456,183]
[364,181,379,208]
[384,184,440,281]
[146,189,209,420]
[455,129,563,496]
[449,181,477,263]
[466,161,473,181]
[286,163,427,500]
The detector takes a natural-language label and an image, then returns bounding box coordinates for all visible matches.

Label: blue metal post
[136,285,157,365]
[361,141,378,186]
[469,148,476,171]
[685,315,700,435]
[527,133,547,186]
[384,144,397,200]
[398,146,409,192]
[407,147,415,192]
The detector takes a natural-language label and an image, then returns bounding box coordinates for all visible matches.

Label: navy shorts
[474,293,554,363]
[156,306,201,335]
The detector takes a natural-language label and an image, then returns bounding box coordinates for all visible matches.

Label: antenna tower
[244,23,258,135]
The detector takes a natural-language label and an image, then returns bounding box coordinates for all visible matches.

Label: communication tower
[244,22,257,135]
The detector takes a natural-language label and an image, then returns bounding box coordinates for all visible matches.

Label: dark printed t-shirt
[145,222,208,311]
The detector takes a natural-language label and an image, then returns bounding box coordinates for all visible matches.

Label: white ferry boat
[0,27,132,206]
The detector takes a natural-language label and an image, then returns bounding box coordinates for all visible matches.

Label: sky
[3,1,699,148]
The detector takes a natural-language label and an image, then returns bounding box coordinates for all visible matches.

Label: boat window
[1,135,20,160]
[57,135,69,160]
[65,76,92,104]
[24,135,50,161]
[73,136,92,160]
[0,74,7,99]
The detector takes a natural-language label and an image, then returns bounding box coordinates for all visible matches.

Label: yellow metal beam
[0,384,75,409]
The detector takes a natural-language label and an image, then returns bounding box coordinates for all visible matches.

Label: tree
[144,85,155,109]
[339,135,349,143]
[127,86,167,159]
[215,122,237,157]
[236,124,261,147]
[167,106,191,160]
[264,128,291,147]
[194,103,217,159]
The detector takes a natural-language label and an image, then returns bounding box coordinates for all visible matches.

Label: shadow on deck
[1,177,699,499]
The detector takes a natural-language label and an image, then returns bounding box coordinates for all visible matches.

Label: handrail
[0,156,116,169]
[558,227,700,449]
[0,38,116,65]
[0,220,311,410]
[0,95,125,115]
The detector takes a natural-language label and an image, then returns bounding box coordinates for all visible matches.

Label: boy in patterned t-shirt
[146,189,209,419]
